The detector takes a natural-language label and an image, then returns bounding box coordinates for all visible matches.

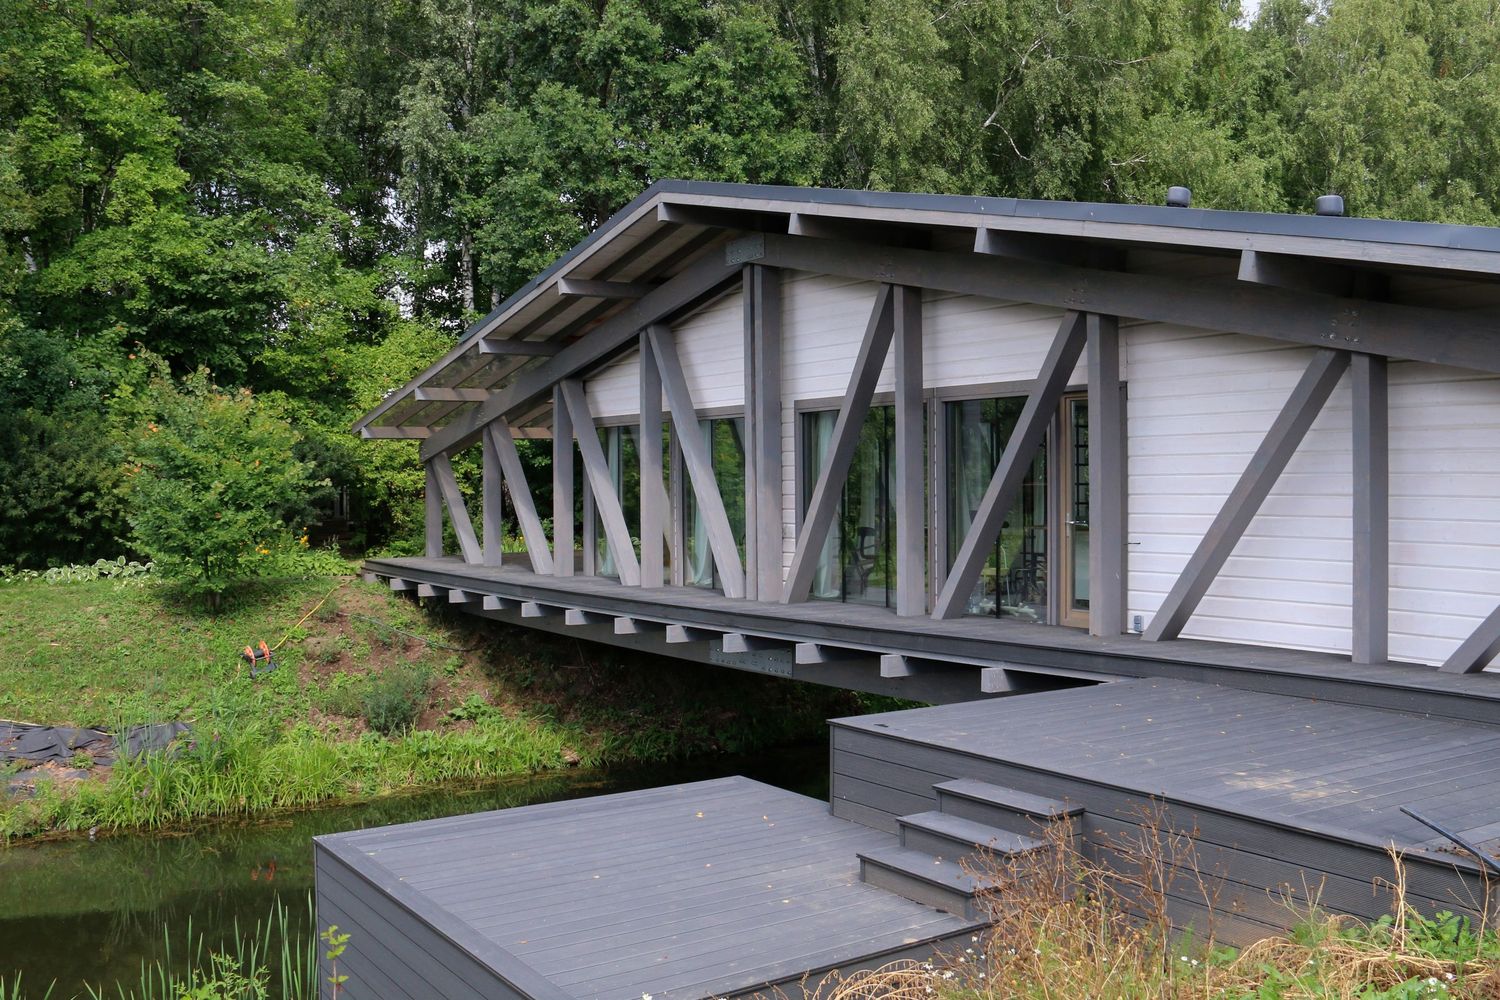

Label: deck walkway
[365,556,1500,721]
[315,777,980,1000]
[832,677,1500,942]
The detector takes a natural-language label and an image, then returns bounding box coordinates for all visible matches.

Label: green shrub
[124,370,324,610]
[360,664,433,736]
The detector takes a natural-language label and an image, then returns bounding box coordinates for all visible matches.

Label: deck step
[897,810,1047,866]
[858,845,998,919]
[933,779,1082,835]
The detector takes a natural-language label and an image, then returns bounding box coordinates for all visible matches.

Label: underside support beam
[561,380,641,586]
[647,323,746,599]
[1144,349,1351,642]
[552,385,574,578]
[933,310,1088,620]
[1441,606,1500,674]
[484,422,554,574]
[783,284,896,604]
[430,453,482,564]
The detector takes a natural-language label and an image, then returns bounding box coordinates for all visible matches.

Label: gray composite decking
[314,777,981,1000]
[831,677,1500,943]
[365,556,1500,721]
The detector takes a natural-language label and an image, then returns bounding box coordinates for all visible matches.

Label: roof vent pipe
[1165,186,1192,208]
[1315,194,1345,217]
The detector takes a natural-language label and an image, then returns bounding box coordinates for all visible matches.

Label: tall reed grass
[0,894,317,1000]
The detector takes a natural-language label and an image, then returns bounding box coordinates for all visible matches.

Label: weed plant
[800,818,1498,1000]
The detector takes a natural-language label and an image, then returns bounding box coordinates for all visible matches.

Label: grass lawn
[0,573,860,838]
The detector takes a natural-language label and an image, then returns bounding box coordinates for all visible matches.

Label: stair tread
[935,779,1082,818]
[899,811,1048,853]
[858,845,998,894]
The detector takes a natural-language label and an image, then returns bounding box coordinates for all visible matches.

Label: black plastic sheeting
[0,720,190,768]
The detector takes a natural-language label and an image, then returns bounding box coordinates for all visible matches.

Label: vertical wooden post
[482,428,503,567]
[743,269,757,600]
[747,265,784,602]
[893,285,925,616]
[640,331,666,589]
[1351,352,1389,664]
[552,385,574,577]
[424,460,443,558]
[1087,313,1125,637]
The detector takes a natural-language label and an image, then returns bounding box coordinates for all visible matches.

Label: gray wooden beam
[932,311,1088,620]
[746,265,784,602]
[484,422,554,575]
[448,589,479,605]
[722,632,784,654]
[431,453,482,564]
[416,583,442,598]
[361,426,434,439]
[639,330,667,589]
[482,594,521,612]
[1143,349,1351,642]
[1351,353,1389,665]
[422,249,743,459]
[477,339,563,357]
[894,285,925,616]
[794,643,873,665]
[646,323,747,599]
[414,387,493,403]
[1238,249,1359,297]
[388,578,411,592]
[556,278,658,300]
[481,425,502,567]
[782,284,896,604]
[424,462,444,558]
[552,385,574,578]
[564,608,612,627]
[614,617,662,636]
[1088,313,1126,637]
[979,667,1017,694]
[666,624,717,644]
[657,202,786,231]
[1441,605,1500,674]
[521,601,561,619]
[560,380,641,586]
[975,228,1120,269]
[753,234,1500,376]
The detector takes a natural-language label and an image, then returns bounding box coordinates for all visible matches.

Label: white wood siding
[1125,325,1500,665]
[585,288,745,419]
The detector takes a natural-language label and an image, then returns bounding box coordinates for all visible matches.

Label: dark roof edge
[652,179,1500,252]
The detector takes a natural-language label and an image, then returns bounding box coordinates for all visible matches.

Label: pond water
[0,743,830,996]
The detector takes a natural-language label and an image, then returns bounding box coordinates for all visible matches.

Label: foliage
[0,557,153,586]
[357,662,433,735]
[124,370,324,607]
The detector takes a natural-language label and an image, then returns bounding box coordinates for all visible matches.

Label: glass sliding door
[944,397,1049,621]
[684,416,746,590]
[1060,394,1090,628]
[800,406,897,607]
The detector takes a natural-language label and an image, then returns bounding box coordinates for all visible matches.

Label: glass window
[593,425,641,580]
[945,397,1049,622]
[801,406,897,607]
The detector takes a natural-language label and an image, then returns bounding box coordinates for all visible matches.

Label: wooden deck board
[833,679,1500,853]
[316,776,978,1000]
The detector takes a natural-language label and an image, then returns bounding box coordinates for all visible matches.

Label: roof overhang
[355,180,1500,441]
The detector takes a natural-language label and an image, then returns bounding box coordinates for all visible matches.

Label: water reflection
[1,744,829,995]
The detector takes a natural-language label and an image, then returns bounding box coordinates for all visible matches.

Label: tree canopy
[2,0,1497,568]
